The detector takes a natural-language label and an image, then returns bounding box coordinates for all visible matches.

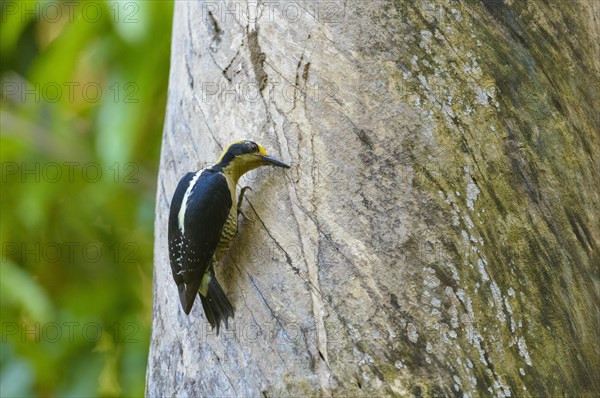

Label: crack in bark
[233,218,304,366]
[181,122,200,157]
[293,202,386,316]
[247,28,268,92]
[191,93,224,151]
[229,258,286,363]
[222,50,241,82]
[184,7,196,89]
[245,273,289,367]
[211,344,237,395]
[186,3,200,58]
[185,56,195,89]
[288,33,313,111]
[247,129,334,392]
[264,60,313,107]
[247,202,339,318]
[159,179,170,211]
[282,144,332,381]
[207,10,222,50]
[247,201,298,272]
[230,261,261,324]
[163,124,180,176]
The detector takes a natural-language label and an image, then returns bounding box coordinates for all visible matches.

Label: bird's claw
[238,209,254,223]
[237,186,252,208]
[237,186,254,222]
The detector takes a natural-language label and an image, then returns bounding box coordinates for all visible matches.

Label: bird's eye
[249,143,258,152]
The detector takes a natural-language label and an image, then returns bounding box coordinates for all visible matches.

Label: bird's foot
[238,210,254,223]
[237,186,254,222]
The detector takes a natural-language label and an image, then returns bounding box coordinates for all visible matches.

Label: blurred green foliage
[1,1,173,396]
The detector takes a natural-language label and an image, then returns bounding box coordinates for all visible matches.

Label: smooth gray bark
[147,1,599,396]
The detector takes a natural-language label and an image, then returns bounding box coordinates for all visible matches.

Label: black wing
[168,169,232,314]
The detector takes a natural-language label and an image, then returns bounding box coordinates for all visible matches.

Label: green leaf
[0,260,54,323]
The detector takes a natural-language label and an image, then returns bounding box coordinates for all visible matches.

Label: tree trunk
[147,1,599,396]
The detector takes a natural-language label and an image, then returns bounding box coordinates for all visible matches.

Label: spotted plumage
[168,140,290,333]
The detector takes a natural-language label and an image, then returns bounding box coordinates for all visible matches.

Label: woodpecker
[168,140,290,333]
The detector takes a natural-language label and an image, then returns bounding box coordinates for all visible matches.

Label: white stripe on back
[178,169,204,234]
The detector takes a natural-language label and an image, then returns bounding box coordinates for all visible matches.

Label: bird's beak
[259,154,290,168]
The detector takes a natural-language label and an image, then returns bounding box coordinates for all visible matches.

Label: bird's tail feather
[199,277,234,335]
